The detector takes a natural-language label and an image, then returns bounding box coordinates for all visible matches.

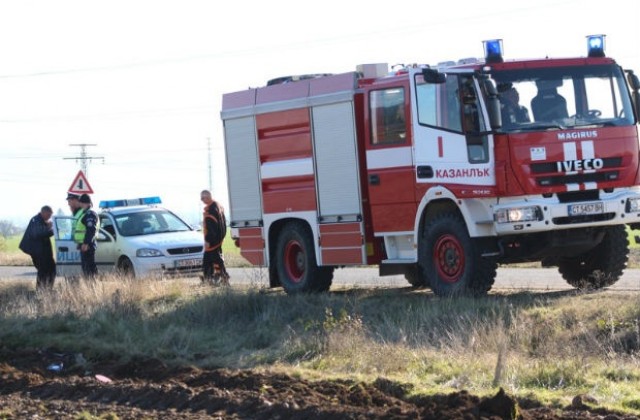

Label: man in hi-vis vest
[200,190,229,285]
[73,193,100,278]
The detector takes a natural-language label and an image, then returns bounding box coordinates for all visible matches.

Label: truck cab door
[412,71,494,189]
[364,82,417,234]
[52,216,82,278]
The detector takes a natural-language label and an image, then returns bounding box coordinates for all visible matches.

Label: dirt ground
[1,348,638,419]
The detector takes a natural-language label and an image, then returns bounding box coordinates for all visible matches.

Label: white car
[53,197,204,278]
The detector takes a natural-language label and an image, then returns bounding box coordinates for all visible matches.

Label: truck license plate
[568,202,604,216]
[175,258,202,268]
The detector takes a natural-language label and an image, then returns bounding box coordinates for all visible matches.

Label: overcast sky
[1,0,638,226]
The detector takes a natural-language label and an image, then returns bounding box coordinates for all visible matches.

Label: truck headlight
[495,206,541,224]
[626,197,640,213]
[136,248,163,257]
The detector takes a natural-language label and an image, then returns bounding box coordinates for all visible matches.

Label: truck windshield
[490,64,635,132]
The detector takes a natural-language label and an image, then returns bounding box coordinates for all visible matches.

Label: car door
[53,216,116,277]
[96,214,117,273]
[52,216,82,278]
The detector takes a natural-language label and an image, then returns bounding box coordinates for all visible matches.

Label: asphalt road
[2,265,640,291]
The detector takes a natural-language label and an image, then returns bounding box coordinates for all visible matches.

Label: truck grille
[167,246,203,255]
[531,157,621,187]
[536,171,619,187]
[553,213,615,225]
[556,190,599,203]
[530,157,622,174]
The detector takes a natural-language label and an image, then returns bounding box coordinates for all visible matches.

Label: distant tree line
[0,220,23,238]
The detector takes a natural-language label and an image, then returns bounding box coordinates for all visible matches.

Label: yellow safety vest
[73,208,99,244]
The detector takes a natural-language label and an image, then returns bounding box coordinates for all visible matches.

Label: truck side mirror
[422,68,446,84]
[628,71,640,90]
[627,71,640,120]
[482,79,502,129]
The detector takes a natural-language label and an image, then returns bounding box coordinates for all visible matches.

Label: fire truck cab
[221,36,640,296]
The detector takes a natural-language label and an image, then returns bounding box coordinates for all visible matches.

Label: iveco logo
[556,158,604,172]
[557,130,598,140]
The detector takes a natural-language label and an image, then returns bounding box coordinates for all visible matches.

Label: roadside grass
[1,276,639,415]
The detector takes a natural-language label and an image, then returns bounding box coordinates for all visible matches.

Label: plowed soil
[0,348,637,419]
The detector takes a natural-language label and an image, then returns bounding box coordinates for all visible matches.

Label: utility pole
[207,137,213,191]
[63,144,104,177]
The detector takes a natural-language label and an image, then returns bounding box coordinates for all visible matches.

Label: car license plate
[568,202,604,216]
[175,258,202,268]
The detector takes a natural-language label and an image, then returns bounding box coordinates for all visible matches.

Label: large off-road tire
[404,264,427,287]
[419,213,497,297]
[558,225,628,289]
[276,221,333,294]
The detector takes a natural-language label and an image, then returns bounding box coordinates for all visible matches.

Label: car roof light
[99,196,162,209]
[587,34,606,57]
[483,39,503,63]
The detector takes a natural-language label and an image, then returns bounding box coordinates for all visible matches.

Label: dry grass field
[0,275,639,418]
[2,232,640,418]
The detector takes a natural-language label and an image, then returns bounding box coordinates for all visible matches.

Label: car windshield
[115,210,192,237]
[489,64,635,132]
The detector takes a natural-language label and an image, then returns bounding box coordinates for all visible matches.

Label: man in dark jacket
[200,190,229,285]
[19,205,56,289]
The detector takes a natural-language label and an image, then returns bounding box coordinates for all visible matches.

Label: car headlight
[626,197,640,213]
[136,248,164,257]
[495,206,541,224]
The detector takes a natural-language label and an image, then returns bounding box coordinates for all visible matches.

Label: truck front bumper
[492,189,640,235]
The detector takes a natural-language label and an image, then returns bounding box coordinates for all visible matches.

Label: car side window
[100,215,117,237]
[54,218,73,241]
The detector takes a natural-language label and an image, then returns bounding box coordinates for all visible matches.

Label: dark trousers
[31,253,56,289]
[81,248,98,279]
[203,248,228,279]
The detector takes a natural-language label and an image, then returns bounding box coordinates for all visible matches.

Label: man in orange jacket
[200,190,230,285]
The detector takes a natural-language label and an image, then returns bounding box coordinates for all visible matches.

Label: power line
[0,104,217,123]
[0,0,582,81]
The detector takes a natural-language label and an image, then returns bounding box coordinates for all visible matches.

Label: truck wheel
[558,226,628,289]
[276,221,333,294]
[117,257,135,278]
[419,213,496,297]
[404,264,427,287]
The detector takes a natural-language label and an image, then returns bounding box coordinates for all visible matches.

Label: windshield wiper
[503,122,566,132]
[574,120,619,128]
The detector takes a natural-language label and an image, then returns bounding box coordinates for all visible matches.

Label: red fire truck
[221,36,640,296]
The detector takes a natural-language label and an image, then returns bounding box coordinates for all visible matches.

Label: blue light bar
[587,34,605,57]
[483,39,504,63]
[99,196,162,209]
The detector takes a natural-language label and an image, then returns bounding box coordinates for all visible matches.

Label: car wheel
[117,257,136,279]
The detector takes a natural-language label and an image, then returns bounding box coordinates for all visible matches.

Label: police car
[53,197,204,278]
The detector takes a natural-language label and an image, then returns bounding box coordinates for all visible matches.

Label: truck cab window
[414,73,489,163]
[369,88,407,145]
[414,74,465,132]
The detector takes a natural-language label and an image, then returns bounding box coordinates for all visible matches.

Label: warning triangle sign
[68,170,94,194]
